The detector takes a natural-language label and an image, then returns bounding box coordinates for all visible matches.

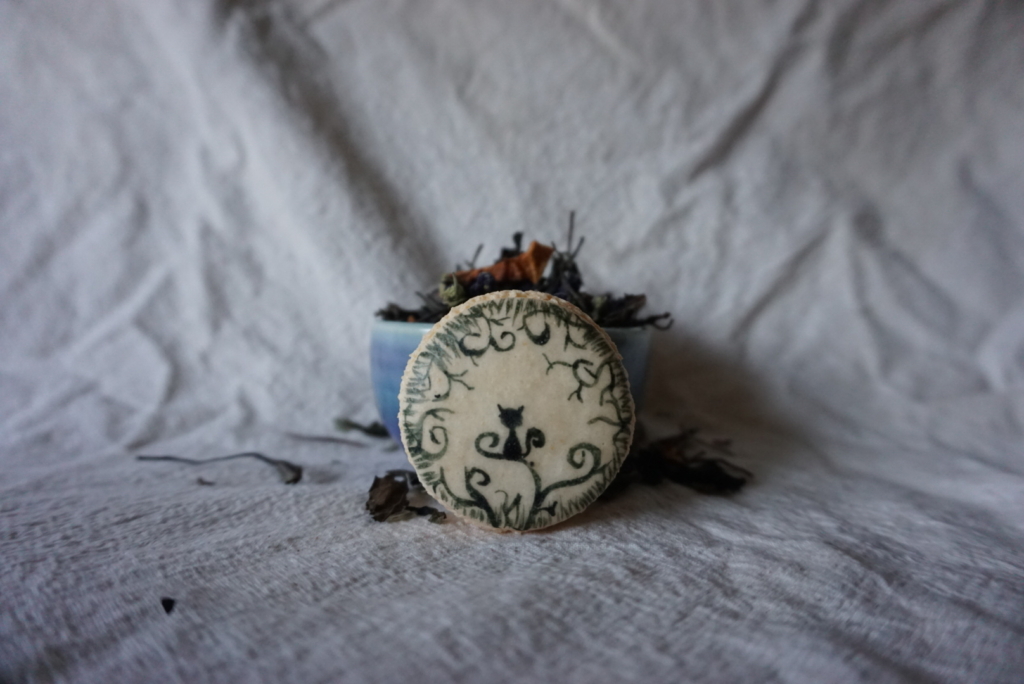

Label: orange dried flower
[453,240,554,285]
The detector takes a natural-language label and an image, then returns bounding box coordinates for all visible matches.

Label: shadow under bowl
[370,319,651,444]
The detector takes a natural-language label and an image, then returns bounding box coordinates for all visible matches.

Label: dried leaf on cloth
[366,470,446,523]
[137,452,303,485]
[604,428,752,499]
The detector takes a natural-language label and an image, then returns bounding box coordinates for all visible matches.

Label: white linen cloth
[2,1,1022,681]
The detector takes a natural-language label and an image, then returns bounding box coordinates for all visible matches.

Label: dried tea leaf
[335,418,390,438]
[375,302,427,323]
[137,452,302,485]
[366,471,448,524]
[427,510,447,524]
[285,431,368,448]
[644,431,751,494]
[662,457,751,495]
[265,457,303,485]
[385,509,416,523]
[401,505,447,523]
[439,273,468,307]
[366,474,409,522]
[601,425,752,499]
[498,232,524,260]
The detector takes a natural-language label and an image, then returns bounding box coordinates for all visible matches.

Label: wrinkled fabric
[2,1,1023,682]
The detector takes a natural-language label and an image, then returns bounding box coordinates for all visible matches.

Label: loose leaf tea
[366,470,447,523]
[137,452,303,485]
[366,474,410,522]
[376,213,673,329]
[603,427,752,498]
[286,431,369,447]
[335,418,390,438]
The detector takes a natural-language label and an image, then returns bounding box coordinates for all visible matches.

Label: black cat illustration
[475,405,545,461]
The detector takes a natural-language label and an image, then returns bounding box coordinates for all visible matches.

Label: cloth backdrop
[2,1,1023,682]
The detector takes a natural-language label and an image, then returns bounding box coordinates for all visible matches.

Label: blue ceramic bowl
[370,319,651,443]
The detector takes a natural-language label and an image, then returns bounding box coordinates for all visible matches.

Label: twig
[137,452,303,485]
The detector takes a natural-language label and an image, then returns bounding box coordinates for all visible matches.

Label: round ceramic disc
[398,290,635,531]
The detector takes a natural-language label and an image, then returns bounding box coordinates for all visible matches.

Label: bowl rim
[371,318,653,334]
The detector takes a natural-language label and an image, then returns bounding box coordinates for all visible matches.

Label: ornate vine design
[541,354,618,404]
[519,309,551,346]
[406,407,453,467]
[431,366,472,401]
[457,311,515,362]
[561,319,589,350]
[434,405,608,529]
